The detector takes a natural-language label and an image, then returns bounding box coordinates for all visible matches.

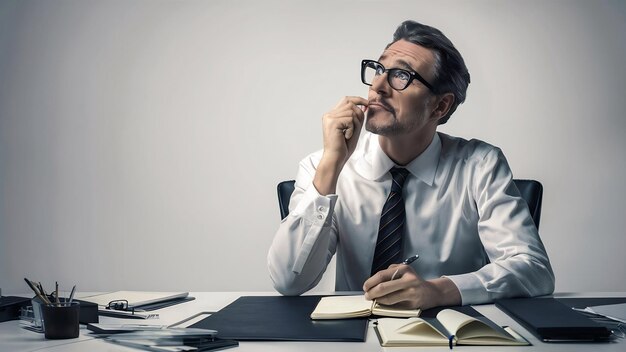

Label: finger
[334,96,369,109]
[326,107,362,138]
[333,103,365,122]
[348,96,369,108]
[344,126,354,140]
[364,265,416,300]
[365,275,406,301]
[363,267,397,292]
[374,274,424,307]
[324,112,353,129]
[344,113,364,141]
[324,107,359,125]
[344,104,367,141]
[374,288,416,307]
[350,104,365,124]
[333,117,355,134]
[327,101,365,129]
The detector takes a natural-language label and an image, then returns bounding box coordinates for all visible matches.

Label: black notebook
[190,295,368,342]
[496,297,613,342]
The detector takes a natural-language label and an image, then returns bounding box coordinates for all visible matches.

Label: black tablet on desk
[495,297,614,342]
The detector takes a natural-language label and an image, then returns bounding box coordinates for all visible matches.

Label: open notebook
[375,308,529,347]
[310,295,420,319]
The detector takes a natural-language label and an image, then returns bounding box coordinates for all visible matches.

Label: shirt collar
[355,132,441,186]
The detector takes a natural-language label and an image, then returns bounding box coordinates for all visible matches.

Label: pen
[55,281,60,306]
[68,285,77,304]
[371,254,420,309]
[38,282,52,305]
[401,254,420,265]
[390,254,420,281]
[23,278,51,305]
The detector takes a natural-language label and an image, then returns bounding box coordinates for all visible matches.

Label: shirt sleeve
[267,154,339,296]
[444,147,555,305]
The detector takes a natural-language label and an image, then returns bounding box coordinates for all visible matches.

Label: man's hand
[313,96,368,195]
[362,264,462,310]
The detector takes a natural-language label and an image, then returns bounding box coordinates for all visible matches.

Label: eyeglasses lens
[362,61,409,90]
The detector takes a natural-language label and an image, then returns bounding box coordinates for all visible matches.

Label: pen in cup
[38,282,47,299]
[24,278,78,306]
[68,285,77,304]
[24,278,51,305]
[55,281,60,306]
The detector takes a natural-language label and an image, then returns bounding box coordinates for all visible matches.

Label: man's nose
[370,72,392,96]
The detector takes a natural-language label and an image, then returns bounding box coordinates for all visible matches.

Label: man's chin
[365,120,396,136]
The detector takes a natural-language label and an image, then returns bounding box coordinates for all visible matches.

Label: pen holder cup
[41,301,80,339]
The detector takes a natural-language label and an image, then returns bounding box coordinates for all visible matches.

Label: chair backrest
[277,180,296,220]
[277,179,543,229]
[512,179,543,229]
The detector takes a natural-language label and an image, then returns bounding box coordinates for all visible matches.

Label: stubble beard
[365,110,419,137]
[365,94,434,137]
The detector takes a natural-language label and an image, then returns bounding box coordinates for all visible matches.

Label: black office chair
[513,179,543,229]
[277,179,543,229]
[277,180,296,221]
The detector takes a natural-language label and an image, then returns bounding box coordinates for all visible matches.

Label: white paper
[587,303,626,323]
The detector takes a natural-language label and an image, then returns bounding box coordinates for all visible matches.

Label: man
[268,20,554,310]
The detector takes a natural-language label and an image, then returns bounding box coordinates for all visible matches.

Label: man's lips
[368,101,394,113]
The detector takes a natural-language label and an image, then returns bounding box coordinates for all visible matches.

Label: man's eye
[391,70,410,81]
[375,66,385,75]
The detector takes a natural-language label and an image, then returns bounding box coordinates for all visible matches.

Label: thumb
[344,127,353,140]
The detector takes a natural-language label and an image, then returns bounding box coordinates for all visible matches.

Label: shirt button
[317,206,326,212]
[316,214,324,220]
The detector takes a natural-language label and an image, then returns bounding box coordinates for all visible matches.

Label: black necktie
[371,167,410,275]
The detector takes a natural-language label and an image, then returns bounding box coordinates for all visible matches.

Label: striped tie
[371,167,410,276]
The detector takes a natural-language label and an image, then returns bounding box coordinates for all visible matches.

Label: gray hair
[389,20,470,124]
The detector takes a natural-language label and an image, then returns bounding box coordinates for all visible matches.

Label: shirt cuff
[289,185,337,274]
[443,273,486,305]
[292,182,338,226]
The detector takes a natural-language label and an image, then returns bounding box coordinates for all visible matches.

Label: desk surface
[1,292,625,352]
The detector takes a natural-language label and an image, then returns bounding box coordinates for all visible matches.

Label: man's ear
[430,93,455,122]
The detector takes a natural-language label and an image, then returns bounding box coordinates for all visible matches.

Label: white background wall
[1,0,625,295]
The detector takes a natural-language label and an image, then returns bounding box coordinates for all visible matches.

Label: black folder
[189,295,368,342]
[495,297,613,342]
[0,296,30,322]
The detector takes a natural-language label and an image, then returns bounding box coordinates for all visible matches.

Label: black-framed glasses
[361,59,434,91]
[106,299,134,313]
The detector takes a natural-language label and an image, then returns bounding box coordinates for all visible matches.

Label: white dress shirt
[267,131,555,305]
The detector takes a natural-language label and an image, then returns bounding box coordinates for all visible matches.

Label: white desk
[1,292,625,352]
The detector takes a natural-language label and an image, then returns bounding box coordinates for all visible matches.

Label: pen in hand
[390,254,420,281]
[371,254,419,308]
